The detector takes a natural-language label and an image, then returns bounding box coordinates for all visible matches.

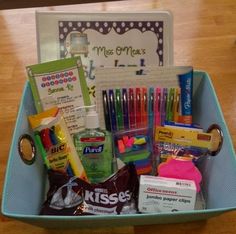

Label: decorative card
[26,56,90,134]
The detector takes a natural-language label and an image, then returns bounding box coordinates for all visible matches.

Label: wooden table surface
[0,0,236,233]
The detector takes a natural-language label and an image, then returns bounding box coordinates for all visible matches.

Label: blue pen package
[113,127,153,175]
[178,69,193,124]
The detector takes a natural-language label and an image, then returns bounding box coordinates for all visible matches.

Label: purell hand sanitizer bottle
[73,105,113,183]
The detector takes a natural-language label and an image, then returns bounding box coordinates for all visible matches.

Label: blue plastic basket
[2,71,236,229]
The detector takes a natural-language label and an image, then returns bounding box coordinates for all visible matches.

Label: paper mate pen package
[178,70,193,124]
[113,127,153,175]
[28,107,87,181]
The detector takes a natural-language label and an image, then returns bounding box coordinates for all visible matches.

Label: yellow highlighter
[58,116,88,181]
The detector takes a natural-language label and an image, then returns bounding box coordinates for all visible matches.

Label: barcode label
[176,182,191,187]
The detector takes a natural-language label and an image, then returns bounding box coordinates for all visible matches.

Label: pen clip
[129,88,134,112]
[129,88,135,128]
[115,89,123,130]
[143,89,147,113]
[148,87,154,130]
[142,88,148,127]
[136,88,141,112]
[122,88,129,129]
[169,88,175,121]
[174,88,180,122]
[157,91,161,112]
[102,90,111,131]
[161,88,168,125]
[150,90,154,113]
[109,89,117,132]
[136,88,141,128]
[154,87,161,127]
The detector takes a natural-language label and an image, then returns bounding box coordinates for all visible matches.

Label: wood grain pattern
[0,0,118,10]
[0,0,236,233]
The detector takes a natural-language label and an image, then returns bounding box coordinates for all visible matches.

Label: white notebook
[36,11,173,101]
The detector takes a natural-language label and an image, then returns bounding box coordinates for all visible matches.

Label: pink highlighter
[158,157,202,192]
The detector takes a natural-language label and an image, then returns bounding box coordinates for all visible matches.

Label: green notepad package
[26,57,91,134]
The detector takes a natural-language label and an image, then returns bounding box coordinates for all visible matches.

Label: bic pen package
[28,107,87,181]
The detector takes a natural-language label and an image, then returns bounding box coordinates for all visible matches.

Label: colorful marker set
[102,87,180,132]
[154,87,181,127]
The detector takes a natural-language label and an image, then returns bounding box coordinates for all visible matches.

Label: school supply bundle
[27,63,221,216]
[3,9,235,228]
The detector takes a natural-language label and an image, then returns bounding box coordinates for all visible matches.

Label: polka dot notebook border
[58,20,164,65]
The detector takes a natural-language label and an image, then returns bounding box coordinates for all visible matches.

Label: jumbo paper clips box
[2,70,236,229]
